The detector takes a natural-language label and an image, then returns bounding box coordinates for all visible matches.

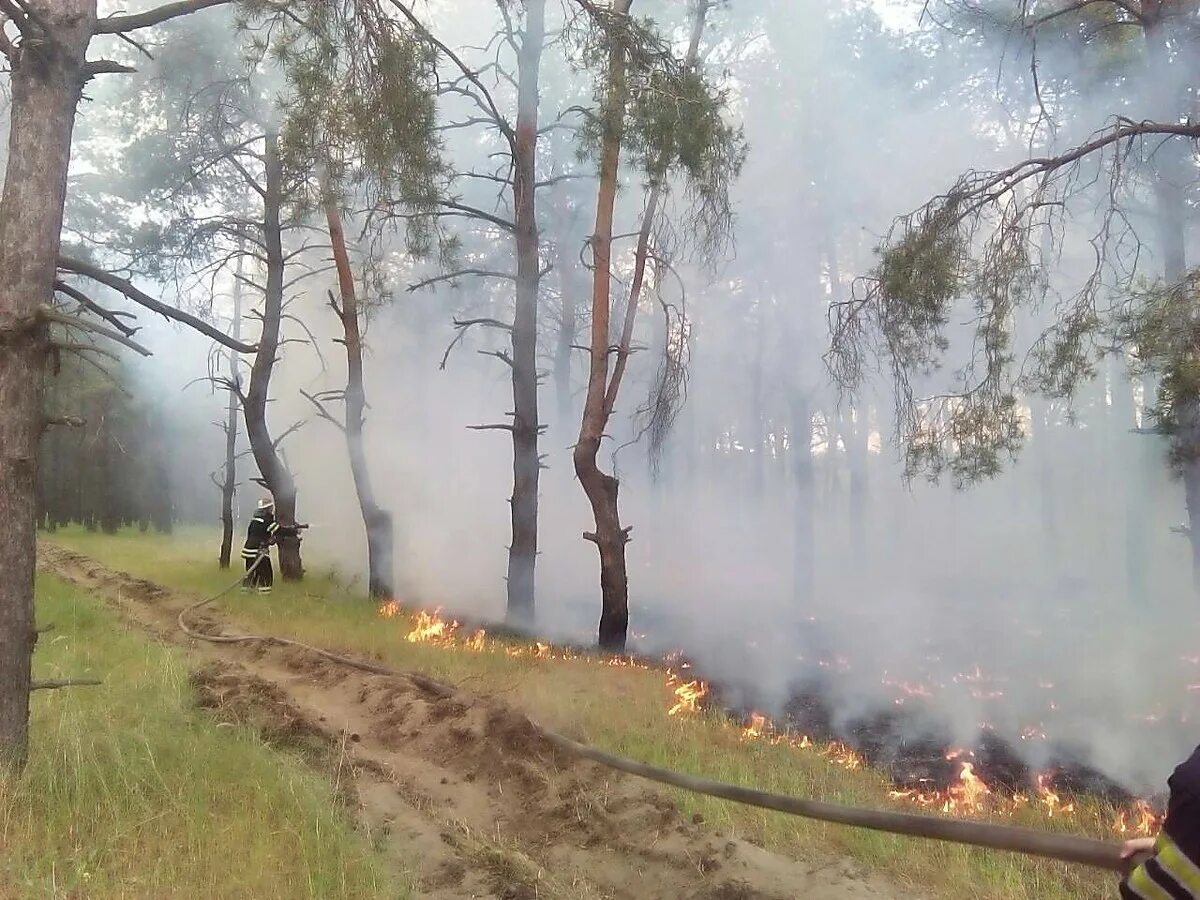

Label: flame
[823,741,863,771]
[667,672,709,716]
[465,629,486,652]
[374,601,1161,838]
[1035,773,1075,817]
[406,609,458,645]
[1114,799,1161,837]
[951,763,991,812]
[743,713,769,740]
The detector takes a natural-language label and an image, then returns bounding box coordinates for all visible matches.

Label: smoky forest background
[6,0,1200,811]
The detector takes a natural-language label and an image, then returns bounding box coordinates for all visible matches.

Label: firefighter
[1119,743,1200,898]
[241,496,279,593]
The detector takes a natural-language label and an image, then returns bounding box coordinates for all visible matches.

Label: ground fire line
[378,600,1162,837]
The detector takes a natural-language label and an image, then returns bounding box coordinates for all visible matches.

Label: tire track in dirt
[38,542,910,900]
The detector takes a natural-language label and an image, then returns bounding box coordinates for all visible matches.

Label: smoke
[102,0,1200,800]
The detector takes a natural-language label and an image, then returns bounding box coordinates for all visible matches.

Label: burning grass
[48,527,1156,900]
[386,603,1160,839]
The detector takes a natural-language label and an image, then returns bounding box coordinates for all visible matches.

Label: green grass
[0,570,403,899]
[47,526,1125,899]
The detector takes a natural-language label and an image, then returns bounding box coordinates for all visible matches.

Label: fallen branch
[31,678,101,691]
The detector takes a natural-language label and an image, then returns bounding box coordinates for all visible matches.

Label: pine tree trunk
[218,252,244,569]
[576,0,709,652]
[0,0,94,768]
[506,0,546,627]
[323,195,394,599]
[244,130,302,580]
[576,0,634,653]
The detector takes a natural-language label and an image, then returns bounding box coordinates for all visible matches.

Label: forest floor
[27,528,1130,899]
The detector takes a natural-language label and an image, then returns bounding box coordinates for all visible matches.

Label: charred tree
[396,0,548,623]
[575,0,636,653]
[320,195,395,599]
[504,0,548,627]
[242,130,303,580]
[575,0,734,652]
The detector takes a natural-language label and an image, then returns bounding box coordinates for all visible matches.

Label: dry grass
[47,526,1127,899]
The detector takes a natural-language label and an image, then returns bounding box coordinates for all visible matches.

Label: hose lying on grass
[535,728,1137,873]
[178,560,1142,875]
[177,553,455,695]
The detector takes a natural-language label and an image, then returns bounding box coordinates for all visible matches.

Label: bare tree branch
[94,0,234,34]
[407,269,516,291]
[58,254,256,353]
[55,280,139,336]
[39,307,153,357]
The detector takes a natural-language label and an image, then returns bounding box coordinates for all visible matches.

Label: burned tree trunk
[243,130,303,580]
[576,0,710,653]
[505,0,547,627]
[323,195,394,599]
[218,252,244,569]
[0,0,94,767]
[575,0,635,653]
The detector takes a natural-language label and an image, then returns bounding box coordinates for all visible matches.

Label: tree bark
[243,129,303,580]
[218,250,244,569]
[506,0,547,627]
[323,194,394,599]
[0,0,95,768]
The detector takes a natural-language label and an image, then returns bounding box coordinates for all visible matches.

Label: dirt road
[39,543,910,900]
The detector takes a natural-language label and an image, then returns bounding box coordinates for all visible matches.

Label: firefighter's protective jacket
[1122,744,1200,898]
[241,509,279,560]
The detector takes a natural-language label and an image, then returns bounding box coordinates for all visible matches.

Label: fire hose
[178,560,1147,876]
[534,729,1145,873]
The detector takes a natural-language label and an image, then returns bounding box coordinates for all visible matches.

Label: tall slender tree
[574,0,744,651]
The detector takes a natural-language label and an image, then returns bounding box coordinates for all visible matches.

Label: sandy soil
[38,542,911,900]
